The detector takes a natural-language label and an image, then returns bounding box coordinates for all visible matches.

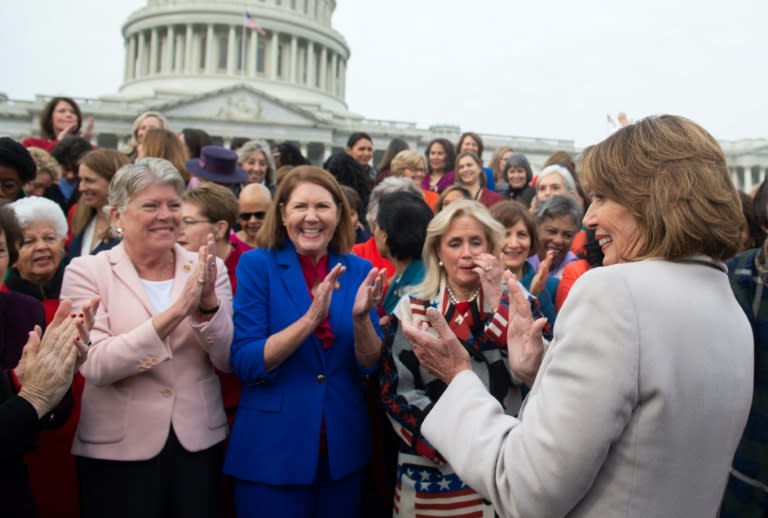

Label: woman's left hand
[74,295,101,369]
[197,234,218,309]
[473,253,504,309]
[352,267,386,319]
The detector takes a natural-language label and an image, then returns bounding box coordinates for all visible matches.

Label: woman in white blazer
[402,115,754,518]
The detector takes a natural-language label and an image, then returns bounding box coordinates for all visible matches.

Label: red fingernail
[79,313,84,318]
[70,313,77,318]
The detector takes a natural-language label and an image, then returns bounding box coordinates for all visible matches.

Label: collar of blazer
[107,242,198,316]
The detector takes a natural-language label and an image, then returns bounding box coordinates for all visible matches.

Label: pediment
[150,84,321,126]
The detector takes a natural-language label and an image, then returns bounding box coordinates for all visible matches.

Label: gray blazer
[423,258,753,517]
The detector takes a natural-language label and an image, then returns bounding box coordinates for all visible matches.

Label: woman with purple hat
[186,145,248,196]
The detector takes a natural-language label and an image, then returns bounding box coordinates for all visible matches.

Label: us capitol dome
[0,0,765,186]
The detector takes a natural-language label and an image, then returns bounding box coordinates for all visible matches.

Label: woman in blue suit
[224,166,386,517]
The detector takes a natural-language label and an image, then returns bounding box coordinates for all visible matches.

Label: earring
[116,227,123,237]
[438,260,443,267]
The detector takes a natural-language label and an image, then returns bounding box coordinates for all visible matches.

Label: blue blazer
[223,242,381,485]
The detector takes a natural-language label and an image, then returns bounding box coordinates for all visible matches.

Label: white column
[164,26,175,74]
[319,46,327,90]
[307,41,315,87]
[300,142,308,158]
[149,28,159,75]
[227,25,237,75]
[269,31,279,80]
[290,36,298,83]
[136,32,146,78]
[248,30,257,76]
[126,35,136,80]
[185,24,194,73]
[205,24,215,73]
[330,51,338,95]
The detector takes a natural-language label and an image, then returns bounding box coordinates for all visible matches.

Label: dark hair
[0,137,37,182]
[346,132,373,149]
[340,185,363,218]
[376,138,409,172]
[739,191,766,250]
[457,132,484,158]
[753,180,768,229]
[425,138,456,175]
[376,192,432,261]
[323,151,372,210]
[40,97,82,140]
[229,137,250,151]
[0,205,22,266]
[490,200,539,257]
[51,136,94,175]
[543,150,576,177]
[276,142,309,167]
[180,128,212,159]
[504,153,533,184]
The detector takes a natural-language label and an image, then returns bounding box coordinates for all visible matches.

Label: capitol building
[1,0,767,190]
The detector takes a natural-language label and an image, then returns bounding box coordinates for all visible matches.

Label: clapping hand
[404,307,471,384]
[504,271,546,386]
[352,267,386,319]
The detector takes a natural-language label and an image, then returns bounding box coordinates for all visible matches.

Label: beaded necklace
[446,284,480,305]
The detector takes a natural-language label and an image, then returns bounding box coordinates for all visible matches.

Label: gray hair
[108,157,186,213]
[8,196,68,239]
[365,176,421,229]
[537,164,576,193]
[237,139,276,186]
[413,199,504,300]
[532,194,583,228]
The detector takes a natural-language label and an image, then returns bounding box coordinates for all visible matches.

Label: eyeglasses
[239,211,266,221]
[181,218,211,228]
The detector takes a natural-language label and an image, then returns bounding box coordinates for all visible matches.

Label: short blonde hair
[390,150,426,177]
[27,147,62,181]
[579,114,742,261]
[413,199,503,299]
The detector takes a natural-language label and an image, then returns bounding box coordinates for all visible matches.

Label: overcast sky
[2,0,765,147]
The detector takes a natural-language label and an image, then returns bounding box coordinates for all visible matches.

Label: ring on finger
[484,265,492,272]
[197,276,205,285]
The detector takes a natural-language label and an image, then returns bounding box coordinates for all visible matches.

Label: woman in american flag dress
[381,200,526,517]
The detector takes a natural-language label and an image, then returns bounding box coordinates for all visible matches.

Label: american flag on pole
[244,12,266,36]
[394,462,495,517]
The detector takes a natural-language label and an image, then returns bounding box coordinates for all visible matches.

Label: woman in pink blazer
[61,158,233,518]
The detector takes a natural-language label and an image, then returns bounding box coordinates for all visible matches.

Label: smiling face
[242,150,270,185]
[281,181,340,259]
[347,138,373,168]
[113,183,182,255]
[500,219,532,275]
[457,155,483,189]
[428,142,448,173]
[437,215,489,297]
[459,136,479,155]
[136,115,162,144]
[51,100,78,135]
[537,173,568,202]
[402,159,427,187]
[506,166,529,190]
[77,165,110,209]
[537,214,578,266]
[16,221,65,285]
[584,194,643,265]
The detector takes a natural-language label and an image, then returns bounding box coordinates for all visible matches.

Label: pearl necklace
[447,284,480,305]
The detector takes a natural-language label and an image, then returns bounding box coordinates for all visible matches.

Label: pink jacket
[61,243,233,461]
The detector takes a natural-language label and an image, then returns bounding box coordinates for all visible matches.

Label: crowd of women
[0,96,763,518]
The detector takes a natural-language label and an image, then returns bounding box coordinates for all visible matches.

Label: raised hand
[405,307,471,384]
[305,263,346,327]
[504,271,546,386]
[472,252,504,309]
[529,250,555,297]
[198,234,218,310]
[352,267,385,319]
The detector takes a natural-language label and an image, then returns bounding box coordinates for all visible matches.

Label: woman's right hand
[505,271,546,386]
[529,250,555,297]
[305,263,345,327]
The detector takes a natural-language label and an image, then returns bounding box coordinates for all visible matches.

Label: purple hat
[185,145,248,184]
